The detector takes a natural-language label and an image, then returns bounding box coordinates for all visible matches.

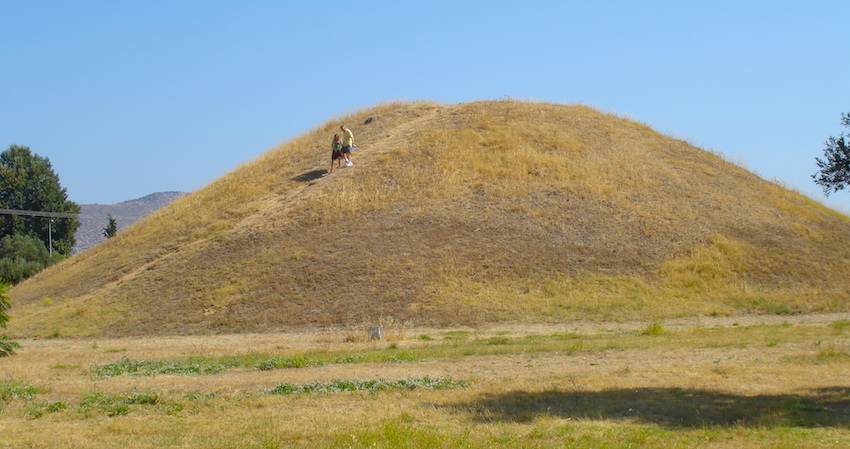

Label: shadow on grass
[452,387,850,428]
[291,170,327,182]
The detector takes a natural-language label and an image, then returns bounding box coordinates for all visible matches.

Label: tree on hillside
[0,283,20,356]
[813,112,850,195]
[102,214,117,238]
[0,145,80,282]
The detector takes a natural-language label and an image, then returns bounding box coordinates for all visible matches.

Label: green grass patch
[267,376,468,395]
[442,330,471,341]
[79,389,161,417]
[0,378,47,402]
[90,356,233,378]
[831,319,850,331]
[255,354,324,370]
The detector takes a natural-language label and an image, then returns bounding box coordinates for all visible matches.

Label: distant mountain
[73,192,187,253]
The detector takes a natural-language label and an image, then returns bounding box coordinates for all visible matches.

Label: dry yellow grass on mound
[6,100,850,337]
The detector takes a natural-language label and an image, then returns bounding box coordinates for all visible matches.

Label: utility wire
[0,208,78,218]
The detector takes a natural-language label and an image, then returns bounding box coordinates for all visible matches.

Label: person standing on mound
[340,124,355,167]
[330,134,344,172]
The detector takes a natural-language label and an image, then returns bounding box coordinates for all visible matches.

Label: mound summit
[8,101,850,337]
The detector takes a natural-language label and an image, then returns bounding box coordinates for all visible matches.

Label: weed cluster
[266,376,468,395]
[0,378,45,402]
[91,356,232,378]
[80,390,161,417]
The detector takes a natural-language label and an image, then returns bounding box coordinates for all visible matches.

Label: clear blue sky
[2,1,848,211]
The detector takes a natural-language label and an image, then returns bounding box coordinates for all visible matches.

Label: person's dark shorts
[341,145,352,154]
[332,150,343,160]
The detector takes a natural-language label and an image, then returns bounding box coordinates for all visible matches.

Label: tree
[0,234,51,284]
[813,112,850,195]
[0,144,80,256]
[103,214,118,238]
[0,145,81,247]
[0,283,20,357]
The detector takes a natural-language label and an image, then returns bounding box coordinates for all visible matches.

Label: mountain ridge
[73,191,188,253]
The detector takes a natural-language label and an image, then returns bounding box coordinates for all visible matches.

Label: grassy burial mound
[7,101,850,337]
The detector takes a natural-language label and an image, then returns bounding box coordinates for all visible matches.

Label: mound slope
[7,101,850,337]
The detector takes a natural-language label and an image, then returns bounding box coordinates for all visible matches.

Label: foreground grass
[1,319,849,448]
[90,320,849,378]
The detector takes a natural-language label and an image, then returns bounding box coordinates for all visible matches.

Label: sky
[2,1,849,211]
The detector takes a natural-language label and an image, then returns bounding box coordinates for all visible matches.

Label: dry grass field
[1,314,849,448]
[6,100,850,337]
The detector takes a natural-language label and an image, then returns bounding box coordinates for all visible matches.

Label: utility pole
[0,209,78,257]
[49,219,54,257]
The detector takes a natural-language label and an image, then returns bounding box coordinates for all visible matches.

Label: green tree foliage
[0,145,80,282]
[0,283,20,356]
[103,214,118,239]
[813,112,850,195]
[0,234,52,284]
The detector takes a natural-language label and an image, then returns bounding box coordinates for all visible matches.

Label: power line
[0,209,77,257]
[0,208,78,218]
